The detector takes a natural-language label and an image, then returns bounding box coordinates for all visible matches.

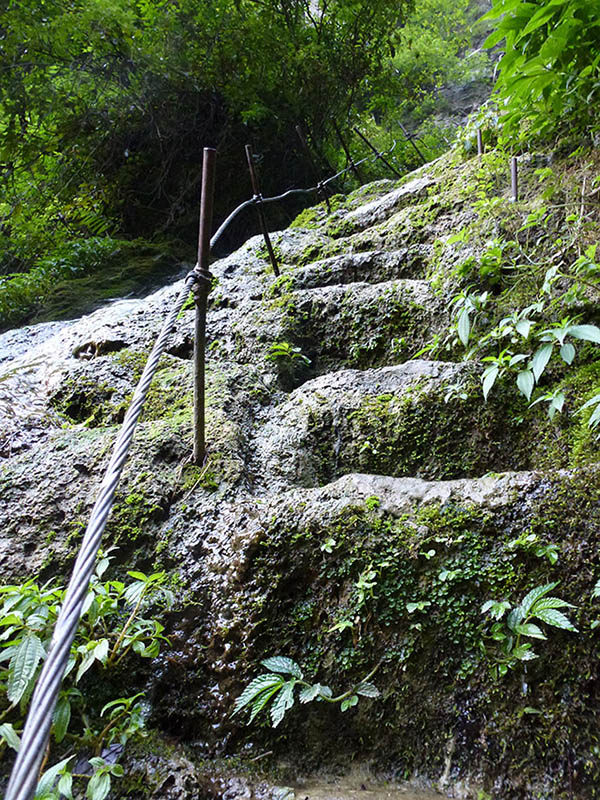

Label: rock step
[251,360,531,492]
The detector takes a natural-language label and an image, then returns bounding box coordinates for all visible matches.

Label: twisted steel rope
[5,270,197,800]
[5,140,402,798]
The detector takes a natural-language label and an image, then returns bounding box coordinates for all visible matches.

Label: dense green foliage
[0,0,494,332]
[483,0,600,141]
[0,554,173,798]
[0,0,411,270]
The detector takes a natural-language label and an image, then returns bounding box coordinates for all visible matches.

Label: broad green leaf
[53,696,71,743]
[340,694,359,712]
[93,639,109,664]
[457,307,471,348]
[36,757,74,799]
[126,571,148,581]
[517,369,534,401]
[232,674,283,714]
[516,5,560,41]
[515,319,532,338]
[534,608,577,632]
[260,656,303,678]
[520,582,558,616]
[8,632,43,704]
[75,649,97,683]
[593,579,600,599]
[0,722,21,752]
[356,682,380,698]
[567,324,600,343]
[86,770,111,800]
[57,772,73,800]
[270,681,296,727]
[482,366,499,401]
[531,344,553,382]
[560,342,575,364]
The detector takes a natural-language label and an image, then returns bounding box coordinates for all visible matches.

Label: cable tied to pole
[4,270,197,800]
[6,133,406,799]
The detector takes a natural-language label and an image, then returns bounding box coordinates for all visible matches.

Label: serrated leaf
[8,632,43,704]
[0,722,21,752]
[531,596,575,611]
[531,343,553,382]
[299,683,328,703]
[356,682,380,698]
[515,623,546,640]
[232,674,283,714]
[270,682,296,727]
[519,582,559,617]
[512,645,538,661]
[260,656,303,678]
[506,606,524,631]
[534,608,578,632]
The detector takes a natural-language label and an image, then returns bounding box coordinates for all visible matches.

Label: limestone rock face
[1,149,600,800]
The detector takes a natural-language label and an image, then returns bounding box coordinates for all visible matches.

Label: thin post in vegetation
[353,126,402,178]
[245,144,280,277]
[511,156,519,202]
[399,122,427,164]
[332,121,362,184]
[296,124,331,213]
[477,129,484,156]
[193,147,217,465]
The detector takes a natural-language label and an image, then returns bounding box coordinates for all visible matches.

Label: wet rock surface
[1,154,600,799]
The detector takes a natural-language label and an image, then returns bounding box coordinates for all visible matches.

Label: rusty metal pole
[332,121,362,184]
[296,124,331,213]
[193,147,217,465]
[399,122,427,165]
[353,127,402,179]
[511,156,519,202]
[477,129,484,156]
[245,144,280,277]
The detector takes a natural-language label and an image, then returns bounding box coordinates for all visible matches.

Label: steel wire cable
[5,140,402,798]
[4,271,197,800]
[210,144,399,249]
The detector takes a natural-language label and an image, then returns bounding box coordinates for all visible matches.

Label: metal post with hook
[245,144,280,277]
[193,147,217,465]
[353,126,402,178]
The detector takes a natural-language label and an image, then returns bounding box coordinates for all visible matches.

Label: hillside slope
[1,143,600,799]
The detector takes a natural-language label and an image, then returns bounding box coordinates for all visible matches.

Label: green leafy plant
[0,553,174,797]
[233,657,380,727]
[481,582,577,678]
[266,341,311,367]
